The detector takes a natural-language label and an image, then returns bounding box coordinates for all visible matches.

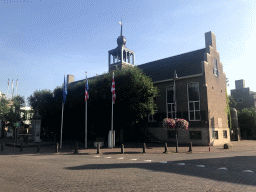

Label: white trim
[166,86,175,119]
[154,73,203,84]
[187,82,201,121]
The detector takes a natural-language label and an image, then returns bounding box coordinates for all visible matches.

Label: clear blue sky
[1,0,255,105]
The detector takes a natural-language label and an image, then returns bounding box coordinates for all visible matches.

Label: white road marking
[117,157,124,159]
[177,163,185,166]
[159,161,167,163]
[130,159,137,161]
[94,156,100,157]
[218,167,228,170]
[104,157,111,158]
[144,160,152,162]
[196,165,205,167]
[242,170,254,173]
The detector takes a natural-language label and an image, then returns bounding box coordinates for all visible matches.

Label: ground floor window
[189,131,202,140]
[223,130,227,138]
[213,131,218,139]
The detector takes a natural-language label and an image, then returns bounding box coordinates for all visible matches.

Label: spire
[119,18,122,36]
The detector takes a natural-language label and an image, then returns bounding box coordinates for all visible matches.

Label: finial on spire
[119,18,122,36]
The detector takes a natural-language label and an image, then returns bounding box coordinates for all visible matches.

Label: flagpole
[85,72,87,149]
[11,79,14,99]
[111,72,114,148]
[60,74,67,149]
[60,102,64,149]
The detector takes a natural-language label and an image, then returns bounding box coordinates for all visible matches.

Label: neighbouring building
[230,79,256,111]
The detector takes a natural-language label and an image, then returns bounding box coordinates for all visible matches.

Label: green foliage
[0,97,10,118]
[238,107,256,139]
[28,90,53,113]
[228,95,237,108]
[4,95,25,131]
[12,95,25,112]
[225,90,232,130]
[27,66,159,140]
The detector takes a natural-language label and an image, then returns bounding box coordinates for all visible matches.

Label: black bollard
[121,144,124,154]
[1,142,4,151]
[37,143,40,153]
[164,142,168,153]
[97,143,100,154]
[74,143,78,154]
[188,142,192,152]
[20,143,23,152]
[143,143,146,153]
[56,143,59,153]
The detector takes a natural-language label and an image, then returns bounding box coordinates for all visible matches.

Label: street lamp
[173,70,178,153]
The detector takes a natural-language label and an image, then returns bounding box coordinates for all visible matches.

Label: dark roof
[137,48,206,82]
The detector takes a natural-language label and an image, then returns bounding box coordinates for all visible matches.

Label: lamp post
[173,70,178,153]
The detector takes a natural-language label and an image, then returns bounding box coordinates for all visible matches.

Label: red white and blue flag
[111,72,116,104]
[85,77,89,101]
[63,75,68,103]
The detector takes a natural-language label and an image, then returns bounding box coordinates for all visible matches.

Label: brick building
[230,79,256,111]
[68,27,230,146]
[106,26,230,145]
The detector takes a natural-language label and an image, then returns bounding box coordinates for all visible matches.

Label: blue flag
[63,75,68,103]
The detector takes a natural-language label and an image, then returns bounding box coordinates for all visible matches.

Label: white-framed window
[213,58,219,76]
[166,86,175,119]
[223,130,227,138]
[187,82,200,121]
[213,131,218,139]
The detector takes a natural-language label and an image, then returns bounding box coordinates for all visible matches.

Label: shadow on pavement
[65,155,256,186]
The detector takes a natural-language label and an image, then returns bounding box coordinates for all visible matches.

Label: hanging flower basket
[162,118,189,130]
[175,119,189,130]
[162,118,175,129]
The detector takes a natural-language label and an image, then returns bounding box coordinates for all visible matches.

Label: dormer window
[213,58,219,76]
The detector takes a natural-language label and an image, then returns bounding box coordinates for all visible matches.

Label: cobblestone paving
[1,141,256,191]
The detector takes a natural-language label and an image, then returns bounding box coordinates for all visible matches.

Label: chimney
[205,31,217,53]
[67,74,74,84]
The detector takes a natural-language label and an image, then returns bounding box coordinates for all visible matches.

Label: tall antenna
[16,78,18,96]
[7,77,10,99]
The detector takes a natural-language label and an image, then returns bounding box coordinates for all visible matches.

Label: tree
[26,66,159,142]
[0,97,10,118]
[228,95,237,109]
[27,90,53,114]
[0,97,11,137]
[225,90,232,130]
[4,95,25,140]
[28,90,57,140]
[238,107,256,139]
